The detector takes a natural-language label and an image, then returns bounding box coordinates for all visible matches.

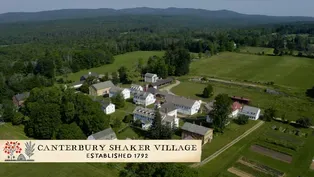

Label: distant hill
[0,7,314,24]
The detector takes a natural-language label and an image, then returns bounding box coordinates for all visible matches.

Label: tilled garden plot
[228,167,255,177]
[238,157,285,177]
[251,145,292,163]
[264,131,304,145]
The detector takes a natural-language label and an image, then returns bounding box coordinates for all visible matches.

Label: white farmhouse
[100,100,115,115]
[165,95,201,115]
[229,102,243,118]
[130,84,144,94]
[239,105,261,120]
[144,73,158,83]
[133,106,179,130]
[109,86,131,99]
[158,102,179,128]
[133,91,156,106]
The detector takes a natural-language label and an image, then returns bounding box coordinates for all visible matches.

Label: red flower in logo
[3,141,22,160]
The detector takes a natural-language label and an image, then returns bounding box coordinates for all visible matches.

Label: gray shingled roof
[147,87,158,94]
[160,102,177,113]
[14,92,30,102]
[90,128,117,140]
[181,122,211,136]
[145,73,157,78]
[133,106,156,119]
[91,81,114,90]
[165,94,198,107]
[241,105,260,115]
[100,100,112,108]
[151,77,174,87]
[134,91,153,100]
[110,86,122,93]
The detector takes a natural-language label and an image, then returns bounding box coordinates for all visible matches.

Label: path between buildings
[159,80,181,95]
[199,77,267,89]
[190,121,265,168]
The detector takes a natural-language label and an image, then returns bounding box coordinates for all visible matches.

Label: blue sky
[0,0,313,16]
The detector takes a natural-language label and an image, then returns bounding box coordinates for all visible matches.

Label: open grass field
[171,81,314,121]
[0,123,30,140]
[239,47,274,55]
[65,51,165,82]
[201,121,258,160]
[196,121,314,177]
[189,52,314,89]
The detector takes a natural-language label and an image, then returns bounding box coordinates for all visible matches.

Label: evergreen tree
[149,110,163,139]
[118,66,128,84]
[149,109,173,139]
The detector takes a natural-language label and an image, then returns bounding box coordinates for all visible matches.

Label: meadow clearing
[189,52,314,90]
[65,51,165,82]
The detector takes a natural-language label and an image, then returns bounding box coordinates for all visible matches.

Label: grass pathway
[191,121,264,168]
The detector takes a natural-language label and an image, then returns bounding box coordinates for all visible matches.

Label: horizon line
[0,7,313,18]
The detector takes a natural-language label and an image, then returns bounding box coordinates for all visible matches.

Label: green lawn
[171,81,314,121]
[65,51,165,82]
[239,46,274,54]
[201,121,258,160]
[0,123,30,140]
[110,101,136,121]
[116,126,145,140]
[189,52,314,89]
[0,163,120,177]
[196,121,314,177]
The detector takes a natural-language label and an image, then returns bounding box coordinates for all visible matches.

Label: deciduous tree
[202,84,213,98]
[236,115,249,125]
[212,94,232,133]
[57,123,86,139]
[111,92,125,109]
[263,107,277,122]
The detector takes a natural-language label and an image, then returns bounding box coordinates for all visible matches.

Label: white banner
[0,140,202,163]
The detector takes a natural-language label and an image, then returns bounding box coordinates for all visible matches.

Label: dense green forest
[0,13,314,104]
[0,17,314,101]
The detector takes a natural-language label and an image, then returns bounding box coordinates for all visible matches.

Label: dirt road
[159,80,181,95]
[192,77,267,89]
